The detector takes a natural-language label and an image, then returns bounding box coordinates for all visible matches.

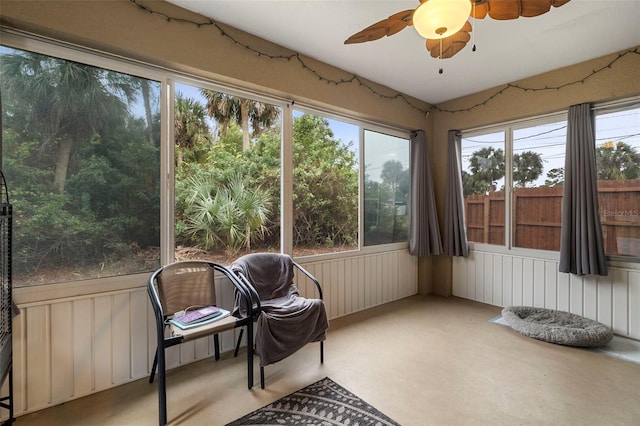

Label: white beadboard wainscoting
[8,249,417,417]
[452,249,640,340]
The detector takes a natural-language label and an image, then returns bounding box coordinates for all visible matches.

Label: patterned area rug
[225,377,399,425]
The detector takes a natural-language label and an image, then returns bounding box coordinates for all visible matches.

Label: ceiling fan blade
[426,21,472,59]
[471,1,489,19]
[520,0,553,17]
[486,0,525,20]
[484,0,571,21]
[551,0,572,7]
[344,9,415,44]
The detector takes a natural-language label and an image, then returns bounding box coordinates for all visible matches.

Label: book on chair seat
[170,306,230,330]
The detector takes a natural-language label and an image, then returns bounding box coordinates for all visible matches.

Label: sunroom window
[0,46,161,286]
[292,111,359,256]
[595,106,640,259]
[511,121,567,251]
[461,101,639,262]
[461,131,506,245]
[363,130,410,246]
[174,83,282,263]
[461,118,568,251]
[1,36,413,289]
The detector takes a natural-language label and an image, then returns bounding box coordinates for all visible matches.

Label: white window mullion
[162,79,175,265]
[358,126,365,249]
[505,128,514,250]
[281,103,294,255]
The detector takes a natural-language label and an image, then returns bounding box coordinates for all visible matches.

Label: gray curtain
[444,130,468,257]
[559,103,608,276]
[409,130,443,256]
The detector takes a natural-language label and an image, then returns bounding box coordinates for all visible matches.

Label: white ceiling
[166,0,640,105]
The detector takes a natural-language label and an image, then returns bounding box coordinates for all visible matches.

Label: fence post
[484,195,490,244]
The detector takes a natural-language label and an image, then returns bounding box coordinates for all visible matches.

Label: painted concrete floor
[15,295,640,425]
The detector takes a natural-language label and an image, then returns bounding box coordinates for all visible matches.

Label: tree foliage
[513,151,544,187]
[200,89,280,150]
[1,46,370,280]
[467,147,505,194]
[464,148,546,194]
[181,172,272,254]
[545,167,564,187]
[596,141,640,180]
[540,141,639,188]
[462,170,488,196]
[173,107,359,254]
[1,51,137,193]
[1,48,160,281]
[175,94,212,164]
[292,114,358,247]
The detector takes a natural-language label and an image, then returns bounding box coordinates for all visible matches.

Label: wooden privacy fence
[464,180,639,256]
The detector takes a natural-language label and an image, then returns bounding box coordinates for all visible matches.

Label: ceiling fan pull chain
[472,1,477,52]
[438,39,443,74]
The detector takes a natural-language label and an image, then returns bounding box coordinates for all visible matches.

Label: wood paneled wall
[8,250,417,416]
[452,250,639,339]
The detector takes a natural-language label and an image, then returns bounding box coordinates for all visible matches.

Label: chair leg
[157,346,167,426]
[214,334,220,361]
[234,328,244,358]
[260,366,265,389]
[320,341,324,364]
[149,348,158,383]
[246,326,254,390]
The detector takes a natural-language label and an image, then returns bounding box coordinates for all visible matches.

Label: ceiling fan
[344,0,572,60]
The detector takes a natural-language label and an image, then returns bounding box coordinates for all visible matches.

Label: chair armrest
[292,261,323,300]
[147,267,167,332]
[232,271,262,318]
[211,264,258,321]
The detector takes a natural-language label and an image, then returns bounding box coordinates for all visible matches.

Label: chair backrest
[152,261,218,317]
[231,253,298,301]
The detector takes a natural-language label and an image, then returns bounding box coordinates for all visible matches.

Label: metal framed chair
[147,261,256,426]
[230,253,328,389]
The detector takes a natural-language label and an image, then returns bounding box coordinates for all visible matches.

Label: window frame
[3,29,412,303]
[2,30,170,302]
[462,112,568,256]
[460,100,640,266]
[593,100,640,263]
[171,78,286,259]
[290,106,360,256]
[362,128,412,248]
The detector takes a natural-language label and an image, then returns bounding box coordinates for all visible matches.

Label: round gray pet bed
[501,306,613,348]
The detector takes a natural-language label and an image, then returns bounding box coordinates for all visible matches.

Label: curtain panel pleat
[559,103,608,276]
[444,130,469,257]
[409,130,443,256]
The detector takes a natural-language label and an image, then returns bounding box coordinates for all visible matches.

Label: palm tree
[596,141,640,180]
[200,89,280,150]
[468,147,505,193]
[174,94,212,164]
[513,150,544,187]
[139,79,157,146]
[0,50,135,193]
[182,172,272,254]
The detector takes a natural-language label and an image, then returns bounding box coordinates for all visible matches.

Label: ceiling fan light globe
[413,0,472,39]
